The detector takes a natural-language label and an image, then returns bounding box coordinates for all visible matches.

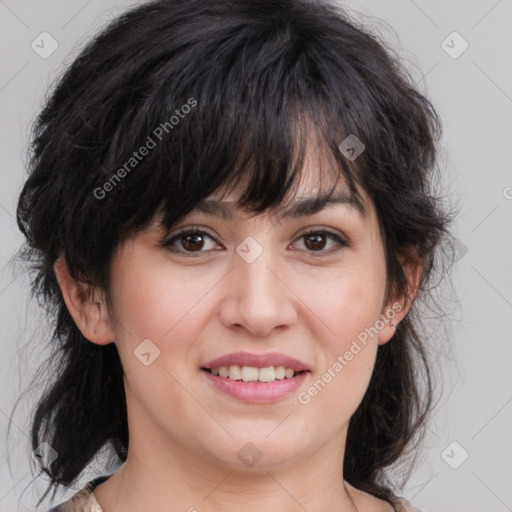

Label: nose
[218,241,297,337]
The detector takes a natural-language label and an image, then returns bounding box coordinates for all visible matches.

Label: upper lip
[202,351,310,372]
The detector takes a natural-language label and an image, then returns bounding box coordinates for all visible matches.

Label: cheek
[109,251,205,338]
[322,278,381,377]
[301,297,380,421]
[295,268,385,412]
[296,264,386,344]
[106,258,213,416]
[108,253,225,382]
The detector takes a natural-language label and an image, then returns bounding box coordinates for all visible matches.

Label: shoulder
[43,475,112,512]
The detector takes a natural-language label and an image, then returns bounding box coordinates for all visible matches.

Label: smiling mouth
[201,366,309,384]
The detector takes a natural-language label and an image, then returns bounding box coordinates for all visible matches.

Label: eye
[160,226,348,258]
[291,228,348,257]
[159,226,220,256]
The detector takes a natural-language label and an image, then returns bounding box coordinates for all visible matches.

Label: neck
[93,425,359,512]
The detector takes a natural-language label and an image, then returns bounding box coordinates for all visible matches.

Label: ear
[53,255,115,345]
[378,249,422,346]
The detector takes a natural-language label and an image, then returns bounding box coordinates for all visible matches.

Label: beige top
[46,475,422,511]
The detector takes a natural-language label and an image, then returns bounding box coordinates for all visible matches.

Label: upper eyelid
[163,225,348,249]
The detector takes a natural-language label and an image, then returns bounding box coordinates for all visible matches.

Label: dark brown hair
[11,0,457,508]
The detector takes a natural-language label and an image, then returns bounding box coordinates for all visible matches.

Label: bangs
[97,22,370,243]
[150,113,369,234]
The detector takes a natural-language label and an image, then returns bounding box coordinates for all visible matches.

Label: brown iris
[304,233,327,251]
[181,233,205,251]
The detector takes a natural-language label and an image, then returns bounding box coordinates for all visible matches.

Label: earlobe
[53,256,115,345]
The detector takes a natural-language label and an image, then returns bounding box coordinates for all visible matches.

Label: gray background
[1,0,511,510]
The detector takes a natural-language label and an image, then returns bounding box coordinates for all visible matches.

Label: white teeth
[241,366,259,382]
[258,366,275,382]
[275,366,286,379]
[209,365,300,382]
[228,365,242,380]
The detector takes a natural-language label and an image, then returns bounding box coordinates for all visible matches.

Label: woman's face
[102,159,402,472]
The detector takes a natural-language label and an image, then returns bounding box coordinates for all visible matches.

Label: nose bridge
[222,233,296,336]
[236,236,280,305]
[239,239,275,287]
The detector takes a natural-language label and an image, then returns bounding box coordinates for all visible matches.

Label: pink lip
[202,369,309,403]
[201,351,310,372]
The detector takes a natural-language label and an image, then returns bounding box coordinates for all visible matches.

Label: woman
[13,0,456,510]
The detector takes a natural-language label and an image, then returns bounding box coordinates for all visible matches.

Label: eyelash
[159,225,349,258]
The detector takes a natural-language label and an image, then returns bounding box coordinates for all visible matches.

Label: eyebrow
[188,192,367,221]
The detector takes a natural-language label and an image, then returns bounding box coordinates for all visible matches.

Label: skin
[54,149,421,512]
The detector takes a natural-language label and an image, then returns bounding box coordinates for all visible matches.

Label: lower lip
[201,369,309,403]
